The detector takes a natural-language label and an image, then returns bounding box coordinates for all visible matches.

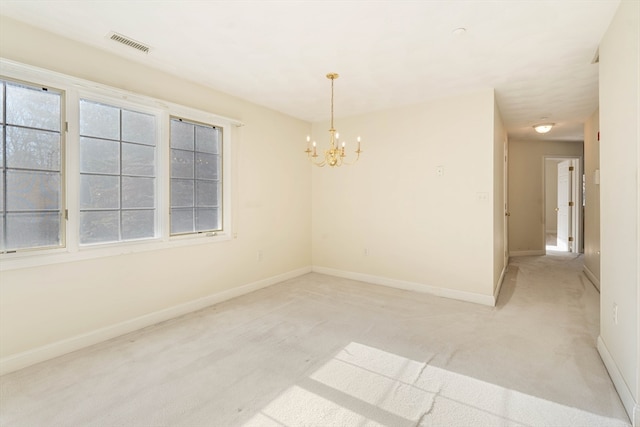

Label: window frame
[0,76,67,254]
[77,94,162,246]
[0,59,238,271]
[169,115,224,237]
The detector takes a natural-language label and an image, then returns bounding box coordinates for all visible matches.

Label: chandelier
[305,73,362,167]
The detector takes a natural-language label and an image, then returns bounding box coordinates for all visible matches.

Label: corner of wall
[493,263,508,305]
[582,265,600,291]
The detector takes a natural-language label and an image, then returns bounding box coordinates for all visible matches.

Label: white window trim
[0,58,241,271]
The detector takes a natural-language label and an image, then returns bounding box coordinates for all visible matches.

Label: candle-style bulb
[312,141,316,147]
[357,136,361,142]
[306,135,310,142]
[336,132,339,140]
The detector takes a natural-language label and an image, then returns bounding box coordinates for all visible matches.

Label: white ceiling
[0,0,620,141]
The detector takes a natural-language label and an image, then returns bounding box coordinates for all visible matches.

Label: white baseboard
[312,266,495,307]
[582,265,600,291]
[597,336,638,424]
[493,264,508,303]
[0,266,311,376]
[510,250,546,257]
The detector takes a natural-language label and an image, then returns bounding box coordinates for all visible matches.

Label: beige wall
[493,100,507,290]
[598,0,639,421]
[508,140,583,254]
[0,15,508,372]
[0,18,311,361]
[311,89,505,303]
[583,108,600,286]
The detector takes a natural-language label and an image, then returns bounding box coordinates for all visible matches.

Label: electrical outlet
[477,192,489,202]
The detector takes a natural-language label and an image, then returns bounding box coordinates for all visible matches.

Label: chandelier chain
[330,75,335,131]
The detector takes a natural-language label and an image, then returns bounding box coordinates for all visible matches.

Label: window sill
[0,232,233,271]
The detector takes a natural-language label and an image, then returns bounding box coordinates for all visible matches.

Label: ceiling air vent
[108,32,150,54]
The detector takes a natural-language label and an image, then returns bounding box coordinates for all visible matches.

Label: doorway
[544,157,583,253]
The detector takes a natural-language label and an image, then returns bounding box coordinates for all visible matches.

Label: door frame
[543,156,583,253]
[504,138,509,266]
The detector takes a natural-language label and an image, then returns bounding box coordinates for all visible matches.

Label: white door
[557,160,572,251]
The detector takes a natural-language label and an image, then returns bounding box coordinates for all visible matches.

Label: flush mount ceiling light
[533,123,555,134]
[305,73,362,167]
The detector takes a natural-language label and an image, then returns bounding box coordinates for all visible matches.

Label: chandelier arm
[340,145,362,165]
[341,153,360,166]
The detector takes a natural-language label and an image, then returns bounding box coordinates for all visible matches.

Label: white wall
[311,89,504,304]
[508,140,583,255]
[598,0,639,422]
[583,108,600,287]
[0,17,311,368]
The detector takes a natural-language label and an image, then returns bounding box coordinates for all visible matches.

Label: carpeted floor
[0,254,631,426]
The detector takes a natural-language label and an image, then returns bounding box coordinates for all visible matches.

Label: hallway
[0,254,630,426]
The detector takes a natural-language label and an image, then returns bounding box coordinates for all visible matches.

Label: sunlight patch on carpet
[243,342,629,426]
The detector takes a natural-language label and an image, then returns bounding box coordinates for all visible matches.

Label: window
[170,117,222,235]
[1,59,235,268]
[1,79,64,252]
[79,99,157,244]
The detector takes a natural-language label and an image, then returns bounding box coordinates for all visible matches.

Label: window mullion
[192,126,196,233]
[158,113,169,242]
[1,82,6,250]
[119,108,123,243]
[65,89,80,252]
